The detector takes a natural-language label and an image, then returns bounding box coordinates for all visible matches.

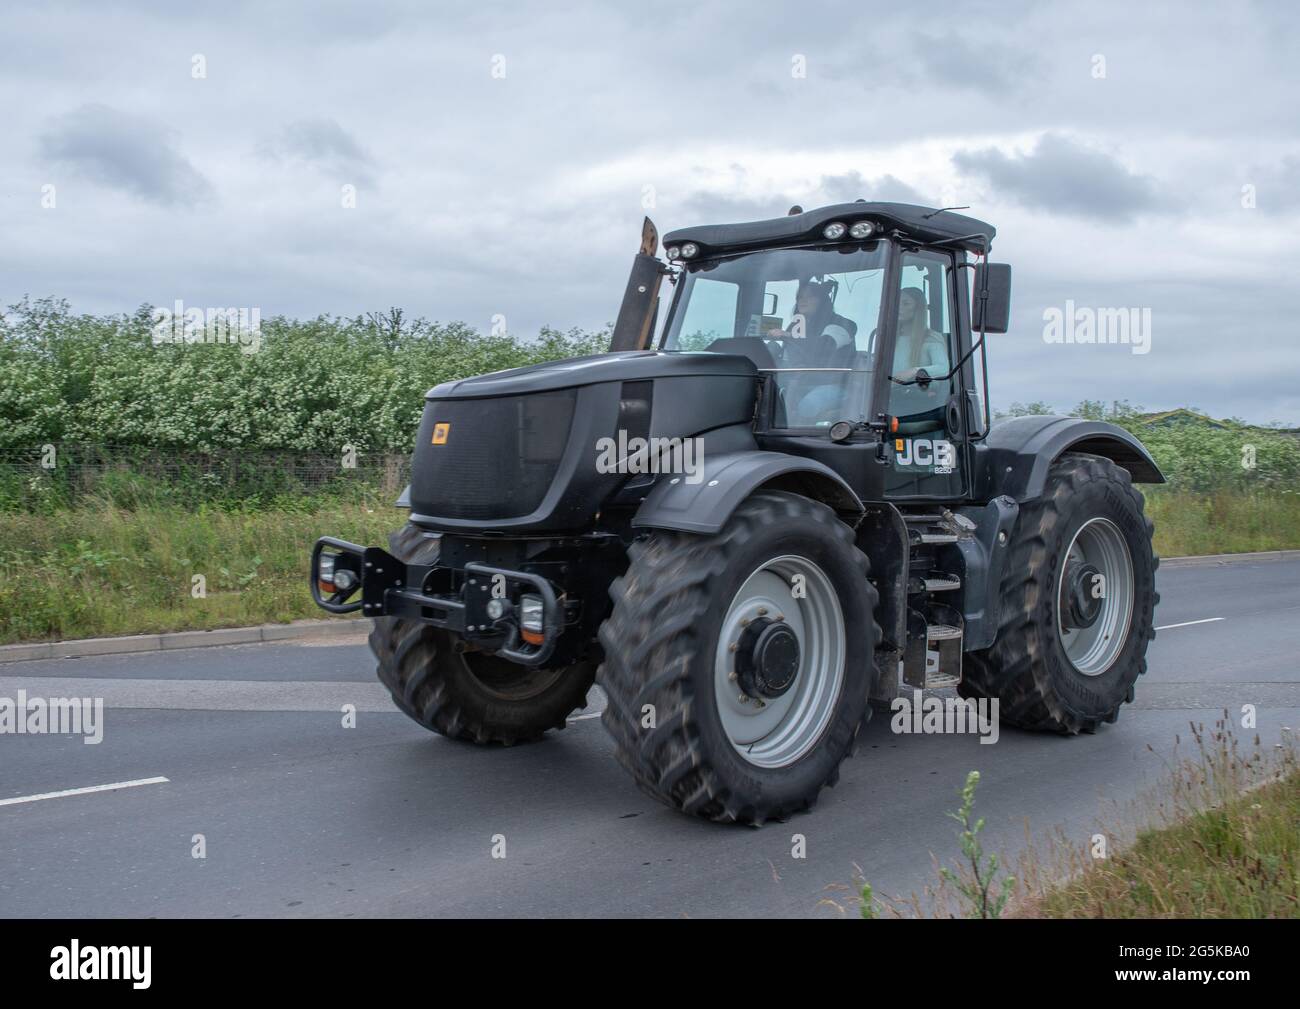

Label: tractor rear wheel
[960,453,1158,733]
[597,491,879,824]
[369,522,596,744]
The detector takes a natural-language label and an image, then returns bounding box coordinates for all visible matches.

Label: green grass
[1,489,1297,646]
[0,499,401,644]
[1033,770,1300,918]
[1024,720,1300,918]
[1147,489,1300,557]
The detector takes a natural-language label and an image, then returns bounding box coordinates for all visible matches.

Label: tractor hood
[425,350,757,400]
[409,350,761,532]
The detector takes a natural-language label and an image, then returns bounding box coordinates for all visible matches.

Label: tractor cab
[647,202,1011,506]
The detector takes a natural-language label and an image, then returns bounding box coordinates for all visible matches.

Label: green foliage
[938,770,1017,919]
[995,397,1300,494]
[0,296,608,455]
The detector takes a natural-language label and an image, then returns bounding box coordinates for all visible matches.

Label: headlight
[680,242,700,258]
[849,220,876,239]
[520,594,544,633]
[665,245,680,260]
[318,552,336,593]
[822,221,847,240]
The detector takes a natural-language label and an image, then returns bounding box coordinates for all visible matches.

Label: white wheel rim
[1056,517,1135,676]
[713,555,846,768]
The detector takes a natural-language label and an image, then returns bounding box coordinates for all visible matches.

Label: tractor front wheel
[369,522,596,745]
[597,491,879,824]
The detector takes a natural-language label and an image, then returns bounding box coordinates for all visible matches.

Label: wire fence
[0,444,411,509]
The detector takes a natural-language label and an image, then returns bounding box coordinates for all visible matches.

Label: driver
[770,279,854,365]
[770,279,857,424]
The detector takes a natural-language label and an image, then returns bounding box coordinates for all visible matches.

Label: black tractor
[311,202,1161,824]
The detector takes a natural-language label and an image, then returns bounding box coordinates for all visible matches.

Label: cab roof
[662,201,995,257]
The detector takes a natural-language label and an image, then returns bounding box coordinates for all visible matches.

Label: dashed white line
[0,776,170,808]
[1155,617,1226,631]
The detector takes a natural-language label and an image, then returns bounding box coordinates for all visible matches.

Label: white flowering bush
[0,297,609,454]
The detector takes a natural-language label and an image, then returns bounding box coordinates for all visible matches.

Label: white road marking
[0,776,169,808]
[567,711,603,722]
[1154,617,1226,631]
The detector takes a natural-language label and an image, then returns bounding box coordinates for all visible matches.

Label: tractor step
[927,623,963,640]
[902,611,964,689]
[923,575,961,592]
[913,530,959,545]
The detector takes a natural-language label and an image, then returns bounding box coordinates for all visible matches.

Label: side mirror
[972,262,1012,334]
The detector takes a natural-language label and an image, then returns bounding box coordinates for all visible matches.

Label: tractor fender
[973,416,1164,502]
[631,450,865,535]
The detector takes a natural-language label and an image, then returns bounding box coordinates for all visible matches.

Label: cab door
[881,249,967,500]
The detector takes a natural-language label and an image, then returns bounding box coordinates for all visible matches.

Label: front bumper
[309,536,564,665]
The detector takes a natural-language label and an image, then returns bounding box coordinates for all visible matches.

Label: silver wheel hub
[714,555,846,768]
[1056,517,1135,676]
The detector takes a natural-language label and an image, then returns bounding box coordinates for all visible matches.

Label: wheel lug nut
[757,607,768,616]
[728,670,737,681]
[728,642,738,652]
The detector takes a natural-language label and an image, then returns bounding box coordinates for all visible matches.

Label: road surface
[2,555,1297,917]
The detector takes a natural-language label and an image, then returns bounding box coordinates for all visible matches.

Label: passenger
[892,287,948,383]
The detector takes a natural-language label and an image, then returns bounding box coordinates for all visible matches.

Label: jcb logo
[895,438,955,471]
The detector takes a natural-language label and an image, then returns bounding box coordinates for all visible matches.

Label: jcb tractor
[311,202,1161,824]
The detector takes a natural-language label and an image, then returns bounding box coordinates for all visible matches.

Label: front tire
[597,491,879,824]
[961,453,1159,733]
[370,522,596,745]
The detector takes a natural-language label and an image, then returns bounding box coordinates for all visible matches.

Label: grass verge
[1,489,1297,646]
[0,499,402,645]
[1146,489,1300,557]
[843,719,1298,919]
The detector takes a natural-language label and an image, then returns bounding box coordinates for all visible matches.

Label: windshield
[661,243,887,428]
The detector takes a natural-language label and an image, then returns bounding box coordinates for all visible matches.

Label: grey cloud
[39,104,213,207]
[676,172,929,228]
[818,172,930,206]
[1248,155,1300,213]
[952,134,1177,222]
[908,30,1042,97]
[258,118,376,185]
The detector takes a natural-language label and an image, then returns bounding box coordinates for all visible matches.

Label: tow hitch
[310,536,564,665]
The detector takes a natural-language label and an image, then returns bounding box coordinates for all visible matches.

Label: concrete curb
[1,548,1296,664]
[0,619,366,664]
[1159,548,1300,568]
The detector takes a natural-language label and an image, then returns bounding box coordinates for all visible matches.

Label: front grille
[413,390,576,520]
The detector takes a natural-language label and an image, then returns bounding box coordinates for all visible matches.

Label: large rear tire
[960,453,1159,733]
[597,491,879,824]
[369,522,596,744]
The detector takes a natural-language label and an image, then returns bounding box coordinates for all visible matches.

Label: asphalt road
[2,556,1297,918]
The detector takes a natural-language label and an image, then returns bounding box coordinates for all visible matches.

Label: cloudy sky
[3,0,1298,422]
